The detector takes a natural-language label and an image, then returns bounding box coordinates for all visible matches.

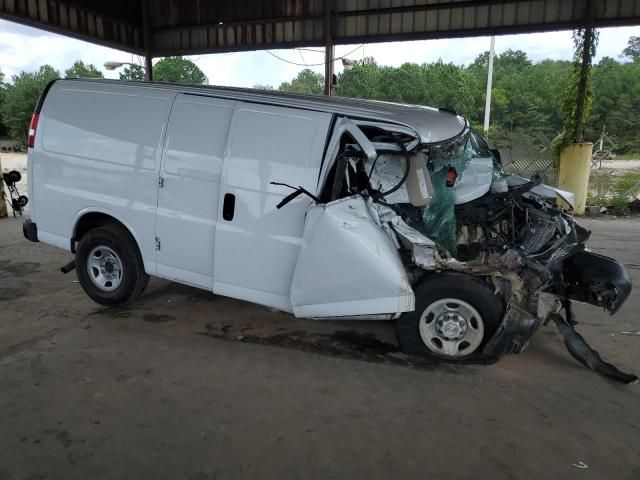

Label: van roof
[57,78,468,145]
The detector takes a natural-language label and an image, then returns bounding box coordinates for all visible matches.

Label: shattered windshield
[468,129,493,158]
[420,134,474,255]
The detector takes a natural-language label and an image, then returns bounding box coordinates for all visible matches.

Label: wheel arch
[71,209,142,256]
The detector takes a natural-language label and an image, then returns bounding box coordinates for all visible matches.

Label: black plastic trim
[222,193,236,221]
[35,79,58,113]
[438,106,457,116]
[22,218,38,242]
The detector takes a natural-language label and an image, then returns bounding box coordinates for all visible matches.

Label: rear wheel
[75,225,149,305]
[396,272,504,360]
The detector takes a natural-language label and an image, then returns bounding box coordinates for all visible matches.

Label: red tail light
[27,112,40,148]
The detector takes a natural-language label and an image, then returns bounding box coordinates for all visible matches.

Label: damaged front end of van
[285,114,634,382]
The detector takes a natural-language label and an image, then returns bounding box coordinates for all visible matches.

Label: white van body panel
[156,94,236,289]
[213,102,332,312]
[291,196,415,318]
[28,79,471,318]
[47,79,466,145]
[32,81,174,275]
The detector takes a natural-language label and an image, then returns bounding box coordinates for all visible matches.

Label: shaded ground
[0,215,639,480]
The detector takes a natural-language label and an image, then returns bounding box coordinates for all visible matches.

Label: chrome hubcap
[419,298,484,358]
[87,246,123,291]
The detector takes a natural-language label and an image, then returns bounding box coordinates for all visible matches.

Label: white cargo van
[24,79,631,363]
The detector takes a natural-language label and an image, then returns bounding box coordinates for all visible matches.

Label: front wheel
[75,225,149,306]
[396,272,504,360]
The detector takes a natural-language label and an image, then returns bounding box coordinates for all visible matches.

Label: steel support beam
[141,0,153,81]
[324,0,335,96]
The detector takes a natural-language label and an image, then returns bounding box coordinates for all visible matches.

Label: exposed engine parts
[284,118,634,383]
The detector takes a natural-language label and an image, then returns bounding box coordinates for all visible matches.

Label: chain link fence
[488,131,640,212]
[490,131,557,185]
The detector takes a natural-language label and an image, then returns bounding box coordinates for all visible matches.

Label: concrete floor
[0,215,639,480]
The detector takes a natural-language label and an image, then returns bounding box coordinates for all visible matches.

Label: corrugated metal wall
[1,0,639,56]
[0,0,142,53]
[150,0,325,55]
[150,0,640,55]
[334,0,640,43]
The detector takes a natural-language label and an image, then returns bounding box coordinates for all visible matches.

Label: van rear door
[155,94,235,289]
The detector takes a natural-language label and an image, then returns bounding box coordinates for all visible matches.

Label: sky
[0,19,638,87]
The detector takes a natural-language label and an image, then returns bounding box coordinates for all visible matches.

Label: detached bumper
[562,251,632,314]
[22,218,38,242]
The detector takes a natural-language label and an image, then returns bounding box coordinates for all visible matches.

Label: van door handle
[222,193,235,221]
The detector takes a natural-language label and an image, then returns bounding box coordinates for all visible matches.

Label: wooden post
[323,0,335,96]
[0,155,7,218]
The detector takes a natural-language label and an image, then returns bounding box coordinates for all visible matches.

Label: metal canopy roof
[1,0,639,58]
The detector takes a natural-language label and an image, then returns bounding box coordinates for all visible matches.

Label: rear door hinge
[155,237,161,251]
[158,176,164,188]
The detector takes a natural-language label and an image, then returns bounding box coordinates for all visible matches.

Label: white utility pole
[483,36,496,133]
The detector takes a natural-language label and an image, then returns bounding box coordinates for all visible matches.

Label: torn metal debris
[551,313,638,384]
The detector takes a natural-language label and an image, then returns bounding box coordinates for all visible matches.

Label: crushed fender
[551,312,638,384]
[288,116,633,370]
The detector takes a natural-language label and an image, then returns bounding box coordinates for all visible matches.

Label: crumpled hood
[505,175,575,209]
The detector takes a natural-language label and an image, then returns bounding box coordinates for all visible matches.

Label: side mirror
[490,148,502,165]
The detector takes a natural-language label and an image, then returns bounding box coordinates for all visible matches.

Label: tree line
[275,36,640,154]
[0,56,207,140]
[1,38,638,154]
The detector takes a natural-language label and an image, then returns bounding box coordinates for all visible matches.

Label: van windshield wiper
[270,182,321,209]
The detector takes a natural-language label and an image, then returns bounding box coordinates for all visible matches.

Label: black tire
[17,195,28,207]
[396,272,504,361]
[75,224,149,306]
[7,170,21,184]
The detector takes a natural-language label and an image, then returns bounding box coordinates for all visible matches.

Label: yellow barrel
[558,143,593,215]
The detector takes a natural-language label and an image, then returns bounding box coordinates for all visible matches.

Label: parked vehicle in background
[23,79,631,364]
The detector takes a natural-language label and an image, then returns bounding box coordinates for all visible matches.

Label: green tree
[336,58,384,100]
[279,69,324,94]
[587,57,640,153]
[153,56,207,84]
[622,36,640,62]
[0,69,7,137]
[552,28,599,159]
[270,45,637,153]
[119,64,146,81]
[64,60,103,78]
[337,57,476,117]
[0,65,60,141]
